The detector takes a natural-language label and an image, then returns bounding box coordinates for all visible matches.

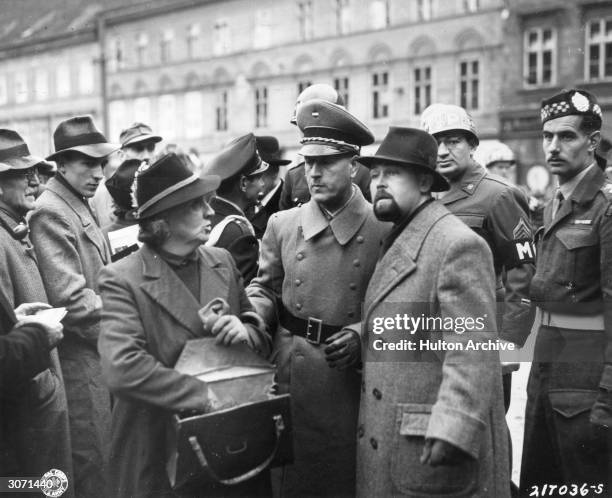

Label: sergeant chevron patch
[512,217,532,239]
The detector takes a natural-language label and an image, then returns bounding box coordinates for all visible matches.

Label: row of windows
[524,18,612,87]
[107,0,481,70]
[0,61,95,105]
[108,60,481,140]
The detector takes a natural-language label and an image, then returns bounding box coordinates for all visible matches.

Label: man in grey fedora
[354,127,510,497]
[30,115,117,498]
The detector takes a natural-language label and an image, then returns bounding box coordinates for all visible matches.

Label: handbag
[166,337,293,490]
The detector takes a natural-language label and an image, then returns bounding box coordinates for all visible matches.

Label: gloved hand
[198,298,230,333]
[420,438,473,467]
[324,329,360,370]
[590,388,612,429]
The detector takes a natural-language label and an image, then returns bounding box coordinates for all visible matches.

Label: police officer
[247,135,292,238]
[247,99,389,497]
[420,104,536,381]
[520,89,612,494]
[279,83,371,209]
[203,133,267,284]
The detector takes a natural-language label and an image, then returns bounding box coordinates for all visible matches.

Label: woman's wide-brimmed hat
[135,152,220,219]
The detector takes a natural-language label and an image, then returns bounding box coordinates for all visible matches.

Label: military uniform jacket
[207,196,259,284]
[530,165,612,390]
[439,162,535,346]
[247,188,390,497]
[357,201,509,498]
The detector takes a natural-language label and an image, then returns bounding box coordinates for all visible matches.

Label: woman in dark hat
[97,153,272,498]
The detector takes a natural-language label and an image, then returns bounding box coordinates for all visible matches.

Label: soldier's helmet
[481,142,515,168]
[420,103,479,145]
[290,84,345,125]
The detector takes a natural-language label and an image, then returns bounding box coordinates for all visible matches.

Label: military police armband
[500,238,536,269]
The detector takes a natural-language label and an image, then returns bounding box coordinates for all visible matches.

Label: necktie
[553,190,564,218]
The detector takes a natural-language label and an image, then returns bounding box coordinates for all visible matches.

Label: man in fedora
[354,126,510,497]
[247,99,390,497]
[247,135,292,238]
[30,115,117,498]
[279,83,372,210]
[202,133,267,284]
[0,129,73,494]
[92,122,162,228]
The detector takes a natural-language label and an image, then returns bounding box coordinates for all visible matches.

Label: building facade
[103,0,510,161]
[500,0,612,171]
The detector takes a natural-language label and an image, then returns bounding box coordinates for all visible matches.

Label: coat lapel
[139,246,204,337]
[45,178,111,263]
[365,202,451,316]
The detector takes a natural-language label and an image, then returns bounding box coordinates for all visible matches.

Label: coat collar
[438,161,486,205]
[211,196,246,217]
[42,177,110,262]
[366,201,451,312]
[139,244,230,338]
[301,187,370,246]
[544,165,607,235]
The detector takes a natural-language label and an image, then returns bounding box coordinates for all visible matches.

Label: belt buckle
[305,317,323,344]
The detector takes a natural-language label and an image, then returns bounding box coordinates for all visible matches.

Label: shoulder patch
[513,217,532,239]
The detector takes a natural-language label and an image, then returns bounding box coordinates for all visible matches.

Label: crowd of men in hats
[0,81,610,498]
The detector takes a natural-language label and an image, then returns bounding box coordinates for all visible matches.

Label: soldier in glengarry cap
[520,89,612,495]
[247,99,390,497]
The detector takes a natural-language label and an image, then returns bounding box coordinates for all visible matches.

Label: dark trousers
[519,326,612,496]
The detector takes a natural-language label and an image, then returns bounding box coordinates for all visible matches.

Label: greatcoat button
[348,311,355,318]
[353,259,360,267]
[356,236,364,243]
[297,253,304,261]
[357,425,365,438]
[370,437,378,450]
[295,279,302,286]
[372,388,382,400]
[296,303,302,310]
[349,283,357,290]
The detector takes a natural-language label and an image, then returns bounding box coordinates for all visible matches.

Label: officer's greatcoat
[248,189,389,497]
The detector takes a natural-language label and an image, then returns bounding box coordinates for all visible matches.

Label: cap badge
[311,111,319,118]
[571,92,590,112]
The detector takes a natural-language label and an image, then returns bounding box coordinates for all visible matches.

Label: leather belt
[538,307,605,331]
[279,306,342,345]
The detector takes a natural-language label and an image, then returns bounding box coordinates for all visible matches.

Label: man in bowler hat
[203,133,267,284]
[354,127,510,497]
[30,115,117,498]
[521,89,612,494]
[247,99,390,497]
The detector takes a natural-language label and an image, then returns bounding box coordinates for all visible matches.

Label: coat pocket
[548,390,607,463]
[555,226,597,250]
[390,403,478,497]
